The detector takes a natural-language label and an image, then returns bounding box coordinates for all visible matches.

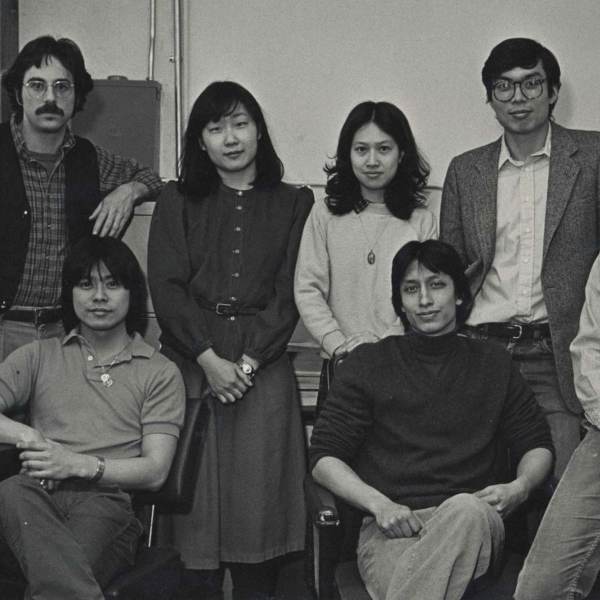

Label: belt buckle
[509,323,523,341]
[33,308,54,326]
[215,302,232,316]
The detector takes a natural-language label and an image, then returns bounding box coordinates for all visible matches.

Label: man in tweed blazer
[440,37,600,478]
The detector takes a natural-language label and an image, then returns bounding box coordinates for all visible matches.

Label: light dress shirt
[467,126,552,326]
[571,255,600,428]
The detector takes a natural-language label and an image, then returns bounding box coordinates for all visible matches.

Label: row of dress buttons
[232,194,244,297]
[233,205,243,278]
[229,295,238,321]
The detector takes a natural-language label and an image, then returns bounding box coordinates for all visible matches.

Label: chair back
[134,393,210,514]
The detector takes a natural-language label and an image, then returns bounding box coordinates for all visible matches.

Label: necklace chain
[97,340,132,388]
[356,212,392,265]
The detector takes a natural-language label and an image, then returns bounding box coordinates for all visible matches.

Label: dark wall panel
[0,0,18,122]
[72,79,161,172]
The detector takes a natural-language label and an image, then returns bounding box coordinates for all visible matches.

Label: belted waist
[2,307,62,325]
[196,298,261,316]
[467,322,551,341]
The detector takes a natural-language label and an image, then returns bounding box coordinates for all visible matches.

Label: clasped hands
[197,350,258,405]
[16,430,91,491]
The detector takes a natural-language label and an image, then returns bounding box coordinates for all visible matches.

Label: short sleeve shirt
[0,331,185,459]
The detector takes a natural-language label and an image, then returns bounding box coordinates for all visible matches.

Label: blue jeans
[0,475,142,599]
[0,317,64,361]
[462,329,581,478]
[515,426,600,600]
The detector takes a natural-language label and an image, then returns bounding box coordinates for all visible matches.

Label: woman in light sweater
[294,101,436,402]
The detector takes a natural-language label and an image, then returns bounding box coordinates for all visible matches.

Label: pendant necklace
[98,340,132,388]
[357,210,392,265]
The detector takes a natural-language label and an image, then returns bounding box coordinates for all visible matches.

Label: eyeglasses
[23,79,74,100]
[492,77,546,103]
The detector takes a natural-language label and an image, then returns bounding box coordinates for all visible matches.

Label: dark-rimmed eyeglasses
[492,77,546,103]
[23,79,74,100]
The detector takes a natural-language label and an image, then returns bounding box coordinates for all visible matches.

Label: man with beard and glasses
[0,36,162,360]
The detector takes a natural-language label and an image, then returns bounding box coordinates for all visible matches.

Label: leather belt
[469,322,551,341]
[196,298,261,316]
[2,307,63,325]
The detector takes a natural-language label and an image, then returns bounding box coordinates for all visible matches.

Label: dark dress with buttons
[148,181,313,568]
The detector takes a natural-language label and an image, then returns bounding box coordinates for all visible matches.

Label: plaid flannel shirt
[9,116,162,307]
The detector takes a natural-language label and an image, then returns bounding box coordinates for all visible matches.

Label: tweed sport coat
[440,123,600,414]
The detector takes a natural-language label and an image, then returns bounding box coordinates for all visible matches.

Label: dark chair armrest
[0,443,20,481]
[305,475,344,600]
[305,473,340,527]
[134,394,210,513]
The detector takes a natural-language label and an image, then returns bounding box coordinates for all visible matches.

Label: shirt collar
[63,329,155,360]
[10,113,76,158]
[498,123,552,170]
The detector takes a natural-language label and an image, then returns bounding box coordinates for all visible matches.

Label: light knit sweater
[294,198,437,357]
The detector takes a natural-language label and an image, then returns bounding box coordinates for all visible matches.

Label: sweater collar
[405,329,459,356]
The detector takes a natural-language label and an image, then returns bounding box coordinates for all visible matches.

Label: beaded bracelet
[89,456,106,483]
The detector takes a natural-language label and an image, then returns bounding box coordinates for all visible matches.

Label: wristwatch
[237,359,256,380]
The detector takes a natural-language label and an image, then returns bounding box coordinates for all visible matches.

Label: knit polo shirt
[0,331,185,459]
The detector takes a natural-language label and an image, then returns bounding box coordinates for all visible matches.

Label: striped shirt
[9,115,162,308]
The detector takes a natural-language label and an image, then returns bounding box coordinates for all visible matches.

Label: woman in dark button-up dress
[148,81,313,600]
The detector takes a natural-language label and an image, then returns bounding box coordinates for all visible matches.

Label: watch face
[241,362,253,375]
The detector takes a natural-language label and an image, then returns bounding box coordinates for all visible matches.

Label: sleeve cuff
[192,339,213,358]
[142,423,181,439]
[322,330,346,358]
[132,170,163,195]
[585,406,600,430]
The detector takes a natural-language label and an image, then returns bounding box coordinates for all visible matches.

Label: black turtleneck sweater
[309,332,554,509]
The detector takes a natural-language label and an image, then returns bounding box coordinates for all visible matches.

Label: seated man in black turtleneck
[309,239,554,600]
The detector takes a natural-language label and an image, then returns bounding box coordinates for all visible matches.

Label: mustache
[35,103,64,116]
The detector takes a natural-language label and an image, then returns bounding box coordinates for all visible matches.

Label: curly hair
[324,101,429,219]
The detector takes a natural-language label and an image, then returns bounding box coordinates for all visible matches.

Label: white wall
[20,0,600,186]
[19,0,178,178]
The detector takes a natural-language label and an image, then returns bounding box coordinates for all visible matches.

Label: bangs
[206,96,243,124]
[64,238,134,289]
[76,260,125,286]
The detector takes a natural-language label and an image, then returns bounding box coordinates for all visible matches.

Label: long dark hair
[391,240,473,329]
[2,35,93,121]
[62,237,148,335]
[324,101,429,219]
[178,81,283,198]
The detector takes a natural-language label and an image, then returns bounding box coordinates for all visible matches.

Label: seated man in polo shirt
[309,240,554,600]
[0,236,185,600]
